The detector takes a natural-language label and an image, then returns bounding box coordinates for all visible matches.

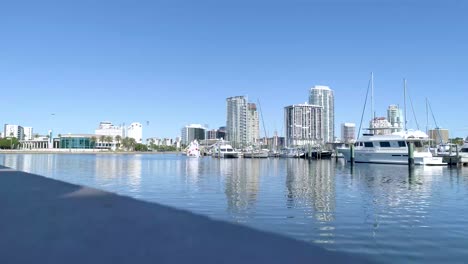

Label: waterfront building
[4,124,24,140]
[387,105,404,133]
[247,103,260,144]
[284,103,323,147]
[95,121,125,138]
[429,128,449,144]
[341,123,356,143]
[206,129,217,140]
[127,122,143,144]
[369,117,392,135]
[309,85,334,143]
[226,96,259,147]
[59,134,97,149]
[226,96,248,148]
[23,127,34,141]
[181,124,206,145]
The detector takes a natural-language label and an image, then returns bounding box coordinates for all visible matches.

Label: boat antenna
[403,78,408,131]
[425,97,429,135]
[357,76,372,139]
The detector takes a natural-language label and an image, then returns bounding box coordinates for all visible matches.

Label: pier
[0,165,371,264]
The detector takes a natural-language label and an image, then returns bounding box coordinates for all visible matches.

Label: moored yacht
[185,140,201,158]
[337,130,446,165]
[459,141,468,164]
[212,141,239,158]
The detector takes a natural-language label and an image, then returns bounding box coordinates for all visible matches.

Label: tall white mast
[370,72,375,134]
[403,78,408,132]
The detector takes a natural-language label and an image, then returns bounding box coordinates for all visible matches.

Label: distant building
[309,85,334,143]
[369,117,392,135]
[23,127,34,141]
[226,96,248,147]
[284,104,323,147]
[181,124,206,145]
[127,122,143,144]
[206,129,217,140]
[341,123,356,143]
[216,126,226,140]
[387,105,404,132]
[4,124,24,140]
[59,134,97,149]
[429,128,449,144]
[247,103,260,143]
[95,121,125,139]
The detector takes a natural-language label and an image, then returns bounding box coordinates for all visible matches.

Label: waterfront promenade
[0,165,371,264]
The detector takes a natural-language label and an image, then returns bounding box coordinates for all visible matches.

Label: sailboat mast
[370,72,375,134]
[403,78,408,132]
[426,97,429,135]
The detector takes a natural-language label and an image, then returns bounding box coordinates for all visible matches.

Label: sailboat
[337,74,446,166]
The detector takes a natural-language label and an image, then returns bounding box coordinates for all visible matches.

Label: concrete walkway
[0,166,373,264]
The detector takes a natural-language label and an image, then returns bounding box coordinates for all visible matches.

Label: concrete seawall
[0,165,372,264]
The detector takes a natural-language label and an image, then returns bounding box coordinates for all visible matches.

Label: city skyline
[1,1,467,138]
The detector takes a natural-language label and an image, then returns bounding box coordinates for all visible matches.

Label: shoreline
[0,150,181,155]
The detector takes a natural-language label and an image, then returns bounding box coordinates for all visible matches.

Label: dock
[0,165,372,264]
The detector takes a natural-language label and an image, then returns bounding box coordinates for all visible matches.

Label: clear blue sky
[1,0,467,139]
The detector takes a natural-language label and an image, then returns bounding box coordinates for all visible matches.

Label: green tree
[90,136,97,149]
[105,136,113,148]
[99,135,105,148]
[134,143,148,152]
[115,135,122,149]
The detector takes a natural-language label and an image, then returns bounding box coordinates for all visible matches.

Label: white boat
[459,142,468,164]
[337,130,446,165]
[243,149,269,158]
[279,148,305,158]
[212,141,239,158]
[185,140,201,158]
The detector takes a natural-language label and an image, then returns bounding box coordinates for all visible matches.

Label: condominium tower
[226,96,259,147]
[309,85,334,143]
[387,105,404,132]
[284,104,323,147]
[341,123,356,143]
[181,124,206,145]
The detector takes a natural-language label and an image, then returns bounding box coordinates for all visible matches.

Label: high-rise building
[181,124,206,145]
[206,129,217,140]
[226,96,260,147]
[23,127,34,141]
[127,122,143,143]
[429,128,449,144]
[216,126,226,140]
[341,123,356,143]
[247,103,260,144]
[4,124,24,140]
[284,104,323,147]
[309,85,334,143]
[387,105,404,132]
[369,117,392,135]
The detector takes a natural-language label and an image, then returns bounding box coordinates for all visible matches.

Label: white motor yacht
[337,130,446,165]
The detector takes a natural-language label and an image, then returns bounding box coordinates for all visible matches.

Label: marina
[1,153,468,263]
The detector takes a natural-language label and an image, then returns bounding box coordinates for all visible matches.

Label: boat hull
[337,148,446,166]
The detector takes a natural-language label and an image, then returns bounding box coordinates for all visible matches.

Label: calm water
[1,154,468,263]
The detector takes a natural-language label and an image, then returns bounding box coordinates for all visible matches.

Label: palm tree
[91,136,97,149]
[121,137,130,151]
[105,136,113,149]
[128,138,137,151]
[115,135,122,150]
[99,135,105,148]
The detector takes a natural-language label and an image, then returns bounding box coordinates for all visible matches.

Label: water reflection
[223,159,260,222]
[285,159,336,244]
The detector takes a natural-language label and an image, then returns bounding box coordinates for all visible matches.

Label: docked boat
[243,149,269,158]
[279,148,305,158]
[185,140,201,158]
[212,141,239,158]
[459,141,468,164]
[337,130,446,165]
